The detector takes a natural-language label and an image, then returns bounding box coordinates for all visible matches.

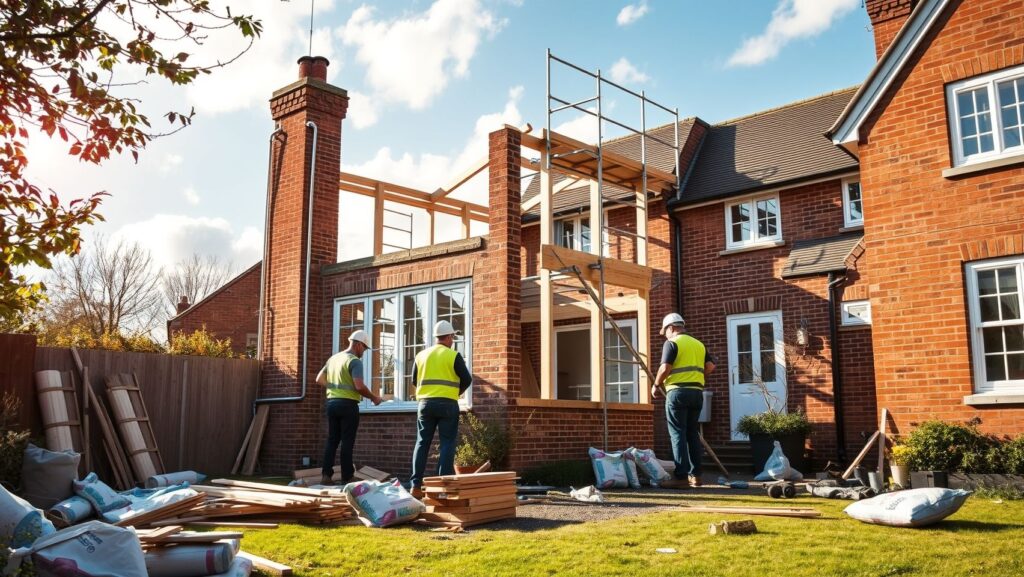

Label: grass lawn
[234,492,1024,577]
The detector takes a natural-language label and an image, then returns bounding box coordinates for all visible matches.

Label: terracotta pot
[454,464,482,475]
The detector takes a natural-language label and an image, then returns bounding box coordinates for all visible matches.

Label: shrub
[999,436,1024,475]
[0,392,31,490]
[168,327,236,358]
[904,420,1000,473]
[39,325,165,353]
[520,460,594,488]
[736,410,812,438]
[454,412,510,467]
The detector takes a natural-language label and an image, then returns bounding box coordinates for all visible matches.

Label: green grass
[234,493,1024,577]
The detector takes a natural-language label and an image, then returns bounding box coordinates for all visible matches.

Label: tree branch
[0,0,115,42]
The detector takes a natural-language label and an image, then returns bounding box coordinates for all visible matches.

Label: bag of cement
[343,479,425,528]
[102,485,199,524]
[210,555,253,577]
[630,448,671,486]
[46,496,94,528]
[145,541,235,577]
[754,441,803,482]
[844,488,971,527]
[145,471,206,489]
[19,519,147,576]
[621,449,641,489]
[569,485,604,503]
[20,444,80,509]
[588,447,629,489]
[73,473,130,514]
[0,484,55,548]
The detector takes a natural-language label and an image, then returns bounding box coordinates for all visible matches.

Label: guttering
[257,124,284,360]
[827,272,848,463]
[255,120,319,406]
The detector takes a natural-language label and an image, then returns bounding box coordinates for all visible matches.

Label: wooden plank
[373,183,384,255]
[231,410,257,475]
[420,507,516,526]
[432,157,488,201]
[211,478,345,498]
[242,404,270,476]
[87,384,133,490]
[842,430,882,480]
[589,179,605,404]
[423,472,517,485]
[877,407,889,477]
[539,149,555,401]
[678,506,820,519]
[423,493,516,507]
[238,551,293,576]
[105,373,165,483]
[422,486,517,499]
[115,493,206,527]
[149,520,279,529]
[425,500,518,515]
[540,244,653,291]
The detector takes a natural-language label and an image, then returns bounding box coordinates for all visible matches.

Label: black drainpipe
[827,272,848,463]
[670,212,685,317]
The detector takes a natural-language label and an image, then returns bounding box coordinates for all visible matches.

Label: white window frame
[841,300,872,326]
[554,215,593,253]
[724,193,783,250]
[842,178,864,228]
[965,257,1024,394]
[331,279,473,412]
[947,65,1024,167]
[552,319,639,403]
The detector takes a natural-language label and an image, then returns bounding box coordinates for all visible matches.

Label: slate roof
[680,87,860,205]
[781,233,864,279]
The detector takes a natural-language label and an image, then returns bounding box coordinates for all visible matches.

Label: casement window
[555,216,592,252]
[842,178,864,227]
[841,300,871,326]
[947,65,1024,167]
[333,280,472,411]
[965,258,1024,393]
[724,194,782,250]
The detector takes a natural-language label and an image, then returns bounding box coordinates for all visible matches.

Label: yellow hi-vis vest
[415,344,461,401]
[664,334,706,390]
[324,351,361,401]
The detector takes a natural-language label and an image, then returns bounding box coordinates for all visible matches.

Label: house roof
[166,260,262,324]
[781,233,864,279]
[521,119,699,220]
[679,87,860,205]
[828,0,952,152]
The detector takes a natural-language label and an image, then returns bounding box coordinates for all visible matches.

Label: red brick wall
[866,0,918,59]
[167,263,261,356]
[857,0,1024,438]
[677,178,873,463]
[506,405,654,469]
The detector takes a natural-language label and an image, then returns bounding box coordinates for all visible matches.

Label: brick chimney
[866,0,918,59]
[260,56,348,472]
[176,296,190,314]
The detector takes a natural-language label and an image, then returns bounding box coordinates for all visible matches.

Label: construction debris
[709,519,758,535]
[104,373,166,484]
[238,550,293,576]
[233,404,270,476]
[176,479,355,526]
[292,465,392,486]
[678,505,821,519]
[419,472,517,528]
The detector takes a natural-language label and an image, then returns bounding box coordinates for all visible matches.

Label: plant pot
[910,470,948,488]
[748,433,808,475]
[454,464,483,475]
[891,464,910,489]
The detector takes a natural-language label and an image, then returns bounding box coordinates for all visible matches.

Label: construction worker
[316,330,382,486]
[409,320,473,495]
[653,313,715,489]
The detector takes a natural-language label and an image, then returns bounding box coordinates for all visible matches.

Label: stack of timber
[175,479,355,526]
[292,465,391,486]
[419,472,518,528]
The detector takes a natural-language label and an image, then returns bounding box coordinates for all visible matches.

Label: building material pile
[174,479,356,526]
[419,472,518,528]
[291,465,391,486]
[137,525,258,576]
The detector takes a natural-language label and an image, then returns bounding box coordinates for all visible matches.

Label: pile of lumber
[419,472,518,528]
[292,465,391,486]
[164,479,356,526]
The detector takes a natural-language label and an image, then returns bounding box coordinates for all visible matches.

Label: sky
[25,0,877,279]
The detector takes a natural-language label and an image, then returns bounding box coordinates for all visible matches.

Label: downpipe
[827,272,848,463]
[257,124,284,361]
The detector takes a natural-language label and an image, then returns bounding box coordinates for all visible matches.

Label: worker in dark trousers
[316,330,381,485]
[409,320,473,497]
[653,313,716,489]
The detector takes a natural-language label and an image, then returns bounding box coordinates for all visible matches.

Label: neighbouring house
[829,0,1024,437]
[167,261,262,356]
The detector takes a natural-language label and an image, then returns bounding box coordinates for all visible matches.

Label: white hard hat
[348,329,373,349]
[660,313,685,336]
[433,320,460,338]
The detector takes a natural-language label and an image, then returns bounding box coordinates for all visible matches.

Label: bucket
[698,390,713,423]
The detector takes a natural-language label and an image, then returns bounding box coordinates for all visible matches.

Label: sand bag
[47,496,94,528]
[145,541,235,577]
[754,441,803,482]
[145,471,206,489]
[588,448,629,489]
[630,448,671,486]
[622,449,641,489]
[844,488,971,527]
[343,479,425,528]
[73,473,130,514]
[21,444,80,509]
[209,555,253,577]
[0,484,55,548]
[25,520,147,577]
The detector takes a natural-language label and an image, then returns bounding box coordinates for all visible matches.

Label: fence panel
[0,334,39,431]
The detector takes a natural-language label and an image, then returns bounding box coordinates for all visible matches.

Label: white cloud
[616,1,649,26]
[609,58,649,85]
[727,0,860,67]
[114,214,262,272]
[159,153,183,174]
[347,91,380,129]
[338,0,504,110]
[183,186,200,206]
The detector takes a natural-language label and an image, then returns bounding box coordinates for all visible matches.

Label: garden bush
[905,420,1009,473]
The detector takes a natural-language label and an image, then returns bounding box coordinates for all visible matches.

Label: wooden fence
[0,334,260,477]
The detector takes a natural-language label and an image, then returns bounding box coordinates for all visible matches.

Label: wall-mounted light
[796,318,811,349]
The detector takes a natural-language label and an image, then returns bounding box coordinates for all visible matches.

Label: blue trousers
[666,387,704,479]
[322,399,360,481]
[410,398,460,488]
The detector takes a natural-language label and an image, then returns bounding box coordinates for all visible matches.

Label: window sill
[839,224,864,233]
[839,323,871,331]
[513,397,653,411]
[943,154,1024,179]
[358,400,472,413]
[963,392,1024,406]
[719,240,785,256]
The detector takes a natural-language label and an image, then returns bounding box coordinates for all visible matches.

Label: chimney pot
[177,295,191,314]
[297,55,330,81]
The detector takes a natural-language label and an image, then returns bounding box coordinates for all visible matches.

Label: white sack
[72,473,129,514]
[27,519,146,577]
[101,486,198,524]
[0,484,55,549]
[629,448,671,486]
[145,471,206,489]
[20,444,79,510]
[844,488,971,527]
[145,541,235,577]
[588,448,629,489]
[569,485,605,503]
[210,556,253,577]
[754,441,803,481]
[343,479,424,528]
[47,496,94,528]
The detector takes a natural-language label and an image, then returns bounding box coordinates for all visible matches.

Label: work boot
[689,475,703,487]
[320,475,334,486]
[660,477,690,489]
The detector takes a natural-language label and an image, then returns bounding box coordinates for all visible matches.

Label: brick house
[166,262,261,356]
[829,0,1024,437]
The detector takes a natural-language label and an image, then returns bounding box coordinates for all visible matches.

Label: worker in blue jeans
[409,320,474,497]
[652,313,716,489]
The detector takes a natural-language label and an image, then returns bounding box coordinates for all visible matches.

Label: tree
[0,0,261,323]
[162,253,231,316]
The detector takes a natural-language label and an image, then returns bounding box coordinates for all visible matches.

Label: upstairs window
[948,66,1024,167]
[555,216,592,252]
[842,178,864,227]
[725,194,781,250]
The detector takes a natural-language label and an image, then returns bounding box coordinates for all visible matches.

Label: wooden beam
[520,294,638,323]
[637,288,651,403]
[339,172,489,218]
[540,244,653,291]
[589,180,604,405]
[432,157,488,201]
[877,408,889,476]
[461,205,471,239]
[428,210,435,245]
[373,183,384,255]
[539,150,555,401]
[520,176,583,213]
[341,183,487,221]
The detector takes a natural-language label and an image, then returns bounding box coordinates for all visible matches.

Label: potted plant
[454,412,510,474]
[736,409,812,475]
[889,443,913,489]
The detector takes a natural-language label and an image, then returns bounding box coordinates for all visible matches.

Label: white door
[727,311,786,441]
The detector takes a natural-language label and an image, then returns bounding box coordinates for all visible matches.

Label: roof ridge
[714,85,861,127]
[599,116,699,146]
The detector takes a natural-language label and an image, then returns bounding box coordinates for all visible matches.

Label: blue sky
[27,0,876,275]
